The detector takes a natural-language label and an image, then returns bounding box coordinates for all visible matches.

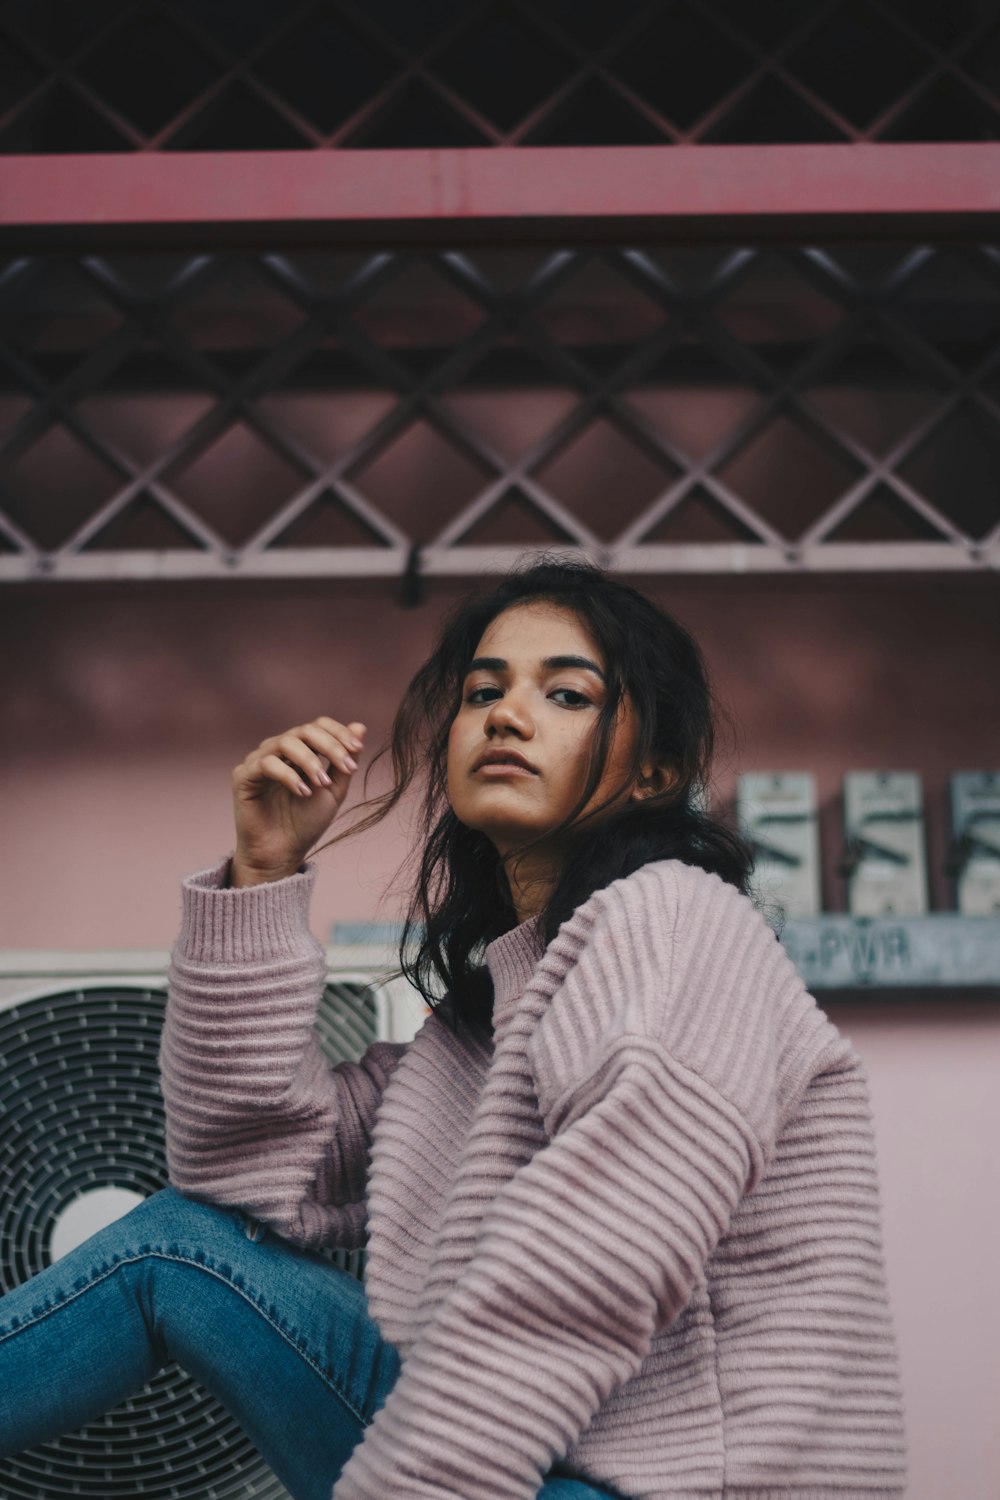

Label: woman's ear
[630,762,674,802]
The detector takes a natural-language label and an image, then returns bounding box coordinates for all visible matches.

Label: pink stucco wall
[2,568,999,1495]
[4,571,998,947]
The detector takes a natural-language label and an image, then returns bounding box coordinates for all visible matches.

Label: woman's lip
[473,762,537,776]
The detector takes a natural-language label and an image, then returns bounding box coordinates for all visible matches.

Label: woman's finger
[234,718,366,802]
[314,716,366,752]
[270,732,341,787]
[256,751,316,797]
[294,723,362,777]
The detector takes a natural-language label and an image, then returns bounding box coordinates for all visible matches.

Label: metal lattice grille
[1,243,999,581]
[0,0,999,152]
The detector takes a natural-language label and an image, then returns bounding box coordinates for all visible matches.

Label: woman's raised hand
[229,717,367,887]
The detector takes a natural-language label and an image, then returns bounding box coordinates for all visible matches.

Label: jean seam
[0,1249,369,1428]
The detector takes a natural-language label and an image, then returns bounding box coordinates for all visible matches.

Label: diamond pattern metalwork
[1,243,998,581]
[1,0,999,153]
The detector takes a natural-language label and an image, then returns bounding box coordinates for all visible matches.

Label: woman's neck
[502,849,561,924]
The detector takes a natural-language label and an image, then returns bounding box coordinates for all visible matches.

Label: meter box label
[737,772,821,918]
[949,771,1000,916]
[841,771,927,917]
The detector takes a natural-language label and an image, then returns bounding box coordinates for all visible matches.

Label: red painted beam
[1,144,998,248]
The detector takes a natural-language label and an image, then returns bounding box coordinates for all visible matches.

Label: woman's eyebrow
[542,654,605,684]
[465,654,607,683]
[465,656,507,676]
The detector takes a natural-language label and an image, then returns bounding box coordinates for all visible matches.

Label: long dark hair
[315,556,755,1029]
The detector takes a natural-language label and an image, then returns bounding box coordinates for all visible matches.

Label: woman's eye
[465,686,501,705]
[551,688,590,707]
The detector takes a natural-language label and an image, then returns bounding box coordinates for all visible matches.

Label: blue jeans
[0,1185,619,1500]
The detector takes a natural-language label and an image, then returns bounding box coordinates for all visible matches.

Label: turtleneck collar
[484,913,545,1028]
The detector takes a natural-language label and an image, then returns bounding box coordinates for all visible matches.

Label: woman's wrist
[229,855,305,888]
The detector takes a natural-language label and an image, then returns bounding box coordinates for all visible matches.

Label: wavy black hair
[314,555,755,1030]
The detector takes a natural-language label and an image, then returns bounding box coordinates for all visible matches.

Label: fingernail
[350,738,363,751]
[318,771,332,786]
[345,755,359,771]
[298,784,312,796]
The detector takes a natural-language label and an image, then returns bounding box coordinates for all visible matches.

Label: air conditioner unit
[0,944,422,1500]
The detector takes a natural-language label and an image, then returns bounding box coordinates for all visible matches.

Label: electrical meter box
[841,771,928,916]
[949,771,1000,916]
[737,772,821,918]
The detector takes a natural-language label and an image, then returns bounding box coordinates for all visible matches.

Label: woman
[0,559,907,1499]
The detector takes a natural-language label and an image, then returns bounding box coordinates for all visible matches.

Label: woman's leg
[538,1478,630,1499]
[0,1184,400,1500]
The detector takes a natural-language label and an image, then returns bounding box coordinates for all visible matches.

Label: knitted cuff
[175,853,322,966]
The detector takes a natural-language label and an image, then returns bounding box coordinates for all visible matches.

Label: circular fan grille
[0,979,378,1499]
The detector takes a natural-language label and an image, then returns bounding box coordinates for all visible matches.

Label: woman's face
[446,600,642,859]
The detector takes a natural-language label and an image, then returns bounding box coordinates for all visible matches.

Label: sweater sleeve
[330,861,841,1500]
[159,854,407,1250]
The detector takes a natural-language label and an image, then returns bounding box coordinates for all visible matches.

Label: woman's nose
[485,689,534,738]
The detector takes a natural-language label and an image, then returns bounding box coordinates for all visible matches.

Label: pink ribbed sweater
[161,854,907,1500]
